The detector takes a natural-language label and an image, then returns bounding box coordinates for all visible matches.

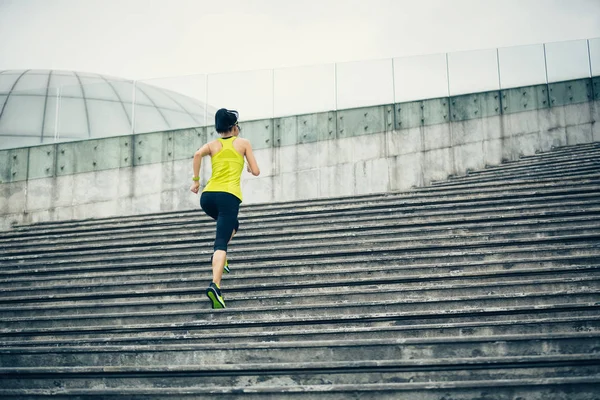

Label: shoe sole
[206,287,226,309]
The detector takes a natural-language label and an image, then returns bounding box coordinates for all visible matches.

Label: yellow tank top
[203,137,244,201]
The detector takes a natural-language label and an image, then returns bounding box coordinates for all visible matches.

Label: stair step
[1,333,598,368]
[4,176,599,237]
[2,142,599,397]
[1,375,599,400]
[1,289,599,330]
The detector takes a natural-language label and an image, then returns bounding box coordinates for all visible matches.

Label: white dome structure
[0,70,212,150]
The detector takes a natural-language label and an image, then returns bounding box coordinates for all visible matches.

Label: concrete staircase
[0,142,599,399]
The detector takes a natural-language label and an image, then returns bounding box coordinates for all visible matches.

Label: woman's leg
[201,192,240,308]
[210,194,241,287]
[211,250,227,287]
[201,192,227,308]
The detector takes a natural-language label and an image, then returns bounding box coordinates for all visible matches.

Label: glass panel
[0,73,20,93]
[49,73,79,90]
[589,38,600,77]
[79,81,120,101]
[140,74,207,107]
[0,89,45,138]
[0,88,58,146]
[134,85,154,107]
[107,80,135,105]
[52,71,76,76]
[136,74,208,132]
[134,104,169,134]
[161,109,199,130]
[545,39,590,82]
[136,84,181,110]
[77,72,106,79]
[26,70,52,75]
[42,87,58,140]
[60,82,85,98]
[498,44,546,89]
[273,63,335,117]
[57,96,88,139]
[207,69,273,121]
[171,94,210,125]
[86,99,132,138]
[448,48,500,95]
[170,92,208,115]
[77,76,105,84]
[393,53,448,102]
[1,136,42,150]
[12,73,49,94]
[336,58,394,109]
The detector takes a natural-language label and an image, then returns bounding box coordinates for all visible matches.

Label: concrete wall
[1,77,599,230]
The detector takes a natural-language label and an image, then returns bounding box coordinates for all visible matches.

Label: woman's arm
[243,140,260,176]
[190,143,211,193]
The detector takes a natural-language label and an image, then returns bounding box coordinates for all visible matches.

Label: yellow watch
[192,176,200,181]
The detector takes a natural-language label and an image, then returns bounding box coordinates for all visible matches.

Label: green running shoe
[206,282,226,309]
[223,258,230,274]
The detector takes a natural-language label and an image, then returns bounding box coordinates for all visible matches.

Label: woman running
[190,108,260,309]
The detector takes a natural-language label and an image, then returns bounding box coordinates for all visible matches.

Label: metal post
[543,43,551,108]
[54,87,61,142]
[496,48,504,115]
[543,43,549,84]
[131,80,137,135]
[496,48,502,90]
[334,63,338,111]
[587,39,596,101]
[445,53,451,97]
[587,39,593,78]
[204,74,208,127]
[391,58,396,105]
[272,68,275,118]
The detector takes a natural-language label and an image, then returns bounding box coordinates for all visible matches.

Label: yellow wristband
[192,176,200,181]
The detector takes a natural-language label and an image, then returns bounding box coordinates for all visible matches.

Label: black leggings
[200,191,241,252]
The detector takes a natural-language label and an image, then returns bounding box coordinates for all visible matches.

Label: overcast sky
[1,0,599,81]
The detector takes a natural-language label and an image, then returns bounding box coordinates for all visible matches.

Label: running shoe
[206,282,226,309]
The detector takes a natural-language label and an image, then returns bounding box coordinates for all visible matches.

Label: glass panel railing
[134,75,208,133]
[207,69,273,122]
[273,63,335,117]
[545,39,590,83]
[2,37,598,153]
[393,53,448,102]
[447,48,500,95]
[336,58,394,109]
[589,37,600,77]
[498,44,547,89]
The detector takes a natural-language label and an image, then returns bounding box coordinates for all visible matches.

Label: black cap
[215,108,239,133]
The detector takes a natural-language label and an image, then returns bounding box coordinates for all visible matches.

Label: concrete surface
[0,77,598,230]
[0,143,599,398]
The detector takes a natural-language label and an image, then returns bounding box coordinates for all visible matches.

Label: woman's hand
[190,181,200,194]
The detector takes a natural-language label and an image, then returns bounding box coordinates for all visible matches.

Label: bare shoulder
[199,140,219,156]
[234,137,252,149]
